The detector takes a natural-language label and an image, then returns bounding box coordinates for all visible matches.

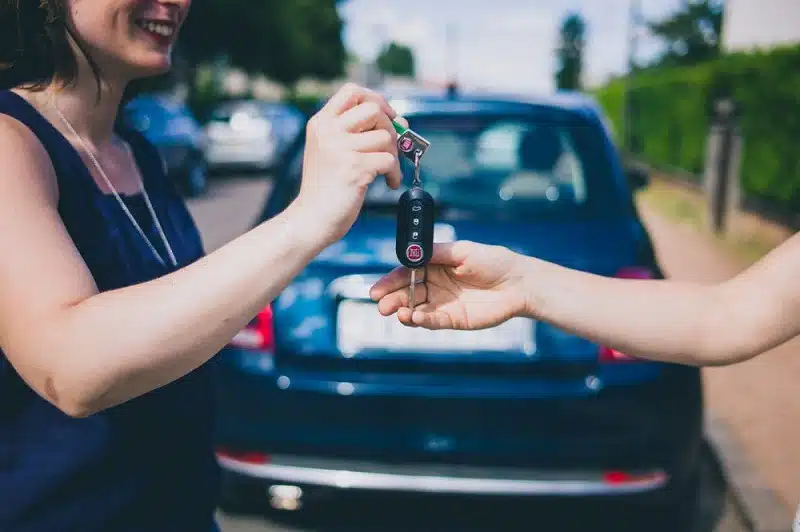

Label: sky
[338,0,685,93]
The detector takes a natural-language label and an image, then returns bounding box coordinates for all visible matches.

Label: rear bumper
[218,454,668,496]
[213,348,703,498]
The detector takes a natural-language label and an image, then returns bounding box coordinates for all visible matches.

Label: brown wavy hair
[0,0,102,91]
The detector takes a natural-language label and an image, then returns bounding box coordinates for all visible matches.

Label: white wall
[722,0,800,52]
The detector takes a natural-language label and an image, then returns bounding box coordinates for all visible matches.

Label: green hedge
[594,45,800,214]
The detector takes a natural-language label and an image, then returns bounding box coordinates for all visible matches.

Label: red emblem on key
[406,244,423,262]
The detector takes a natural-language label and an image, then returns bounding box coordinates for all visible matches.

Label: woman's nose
[158,0,192,21]
[159,0,192,12]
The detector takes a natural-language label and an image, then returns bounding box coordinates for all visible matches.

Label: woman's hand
[294,83,405,245]
[372,232,800,368]
[370,241,529,330]
[0,85,404,417]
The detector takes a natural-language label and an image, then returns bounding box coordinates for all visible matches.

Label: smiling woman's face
[67,0,192,80]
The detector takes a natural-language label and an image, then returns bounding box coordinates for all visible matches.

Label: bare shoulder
[0,113,59,204]
[0,114,101,413]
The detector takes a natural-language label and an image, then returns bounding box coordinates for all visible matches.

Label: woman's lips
[134,18,177,46]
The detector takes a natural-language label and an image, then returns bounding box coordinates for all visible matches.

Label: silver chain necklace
[49,99,178,268]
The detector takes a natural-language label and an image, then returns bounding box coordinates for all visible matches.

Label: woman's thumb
[430,241,472,267]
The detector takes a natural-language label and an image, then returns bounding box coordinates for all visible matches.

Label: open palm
[370,241,528,330]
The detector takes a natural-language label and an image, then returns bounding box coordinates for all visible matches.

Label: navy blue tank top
[0,90,220,531]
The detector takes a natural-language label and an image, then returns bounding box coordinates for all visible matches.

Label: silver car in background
[203,99,304,173]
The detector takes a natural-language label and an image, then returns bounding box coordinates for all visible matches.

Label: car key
[393,119,430,163]
[396,147,434,311]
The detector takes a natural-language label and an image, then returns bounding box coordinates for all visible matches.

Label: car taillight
[598,266,655,363]
[598,346,639,363]
[229,305,275,351]
[216,448,270,465]
[614,266,655,280]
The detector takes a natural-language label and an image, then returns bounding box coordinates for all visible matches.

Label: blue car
[213,91,704,527]
[123,95,208,197]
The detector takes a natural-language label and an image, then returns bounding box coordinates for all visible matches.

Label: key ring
[394,118,432,312]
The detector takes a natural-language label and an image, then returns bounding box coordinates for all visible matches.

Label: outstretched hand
[369,241,529,330]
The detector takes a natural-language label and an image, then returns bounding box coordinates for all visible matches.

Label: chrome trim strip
[218,457,668,496]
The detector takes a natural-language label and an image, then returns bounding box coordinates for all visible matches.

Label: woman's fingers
[358,111,402,189]
[407,305,455,330]
[321,83,396,119]
[339,102,402,189]
[415,310,455,330]
[360,152,399,181]
[340,101,387,133]
[349,129,395,153]
[377,282,428,317]
[371,266,412,302]
[372,272,459,330]
[430,241,472,267]
[377,289,405,317]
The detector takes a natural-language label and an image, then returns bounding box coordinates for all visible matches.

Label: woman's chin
[127,57,173,80]
[119,45,170,72]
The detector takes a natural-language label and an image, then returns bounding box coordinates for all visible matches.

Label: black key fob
[396,186,435,268]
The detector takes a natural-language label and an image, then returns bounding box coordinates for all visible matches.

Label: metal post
[705,99,741,234]
[445,22,457,88]
[623,0,641,153]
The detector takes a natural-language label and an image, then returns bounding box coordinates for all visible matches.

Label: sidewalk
[637,202,799,517]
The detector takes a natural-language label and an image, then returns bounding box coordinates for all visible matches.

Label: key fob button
[406,244,423,262]
[396,186,433,269]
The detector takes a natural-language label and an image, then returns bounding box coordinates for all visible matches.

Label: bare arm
[372,232,800,368]
[0,117,329,416]
[0,84,402,416]
[520,232,800,366]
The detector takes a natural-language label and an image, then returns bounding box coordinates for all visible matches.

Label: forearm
[518,256,736,366]
[48,202,326,415]
[1,82,404,417]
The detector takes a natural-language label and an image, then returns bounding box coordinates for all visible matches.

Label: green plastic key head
[392,119,408,136]
[393,118,430,163]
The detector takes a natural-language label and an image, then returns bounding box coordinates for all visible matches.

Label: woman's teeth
[137,21,174,37]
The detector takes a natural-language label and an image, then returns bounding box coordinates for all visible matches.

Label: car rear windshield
[362,112,624,220]
[271,111,627,222]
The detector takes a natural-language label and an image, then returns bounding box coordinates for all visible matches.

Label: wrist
[278,200,334,255]
[509,252,544,320]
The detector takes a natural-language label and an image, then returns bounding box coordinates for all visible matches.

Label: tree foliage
[555,13,586,90]
[376,42,415,77]
[178,0,346,86]
[647,0,724,67]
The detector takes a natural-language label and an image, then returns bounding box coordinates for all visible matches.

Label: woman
[371,235,800,367]
[0,1,404,530]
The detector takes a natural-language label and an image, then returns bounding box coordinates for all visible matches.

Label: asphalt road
[187,175,750,532]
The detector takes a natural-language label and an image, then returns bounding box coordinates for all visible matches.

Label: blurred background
[126,1,799,530]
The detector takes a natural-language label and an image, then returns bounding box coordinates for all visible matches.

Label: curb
[706,416,794,532]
